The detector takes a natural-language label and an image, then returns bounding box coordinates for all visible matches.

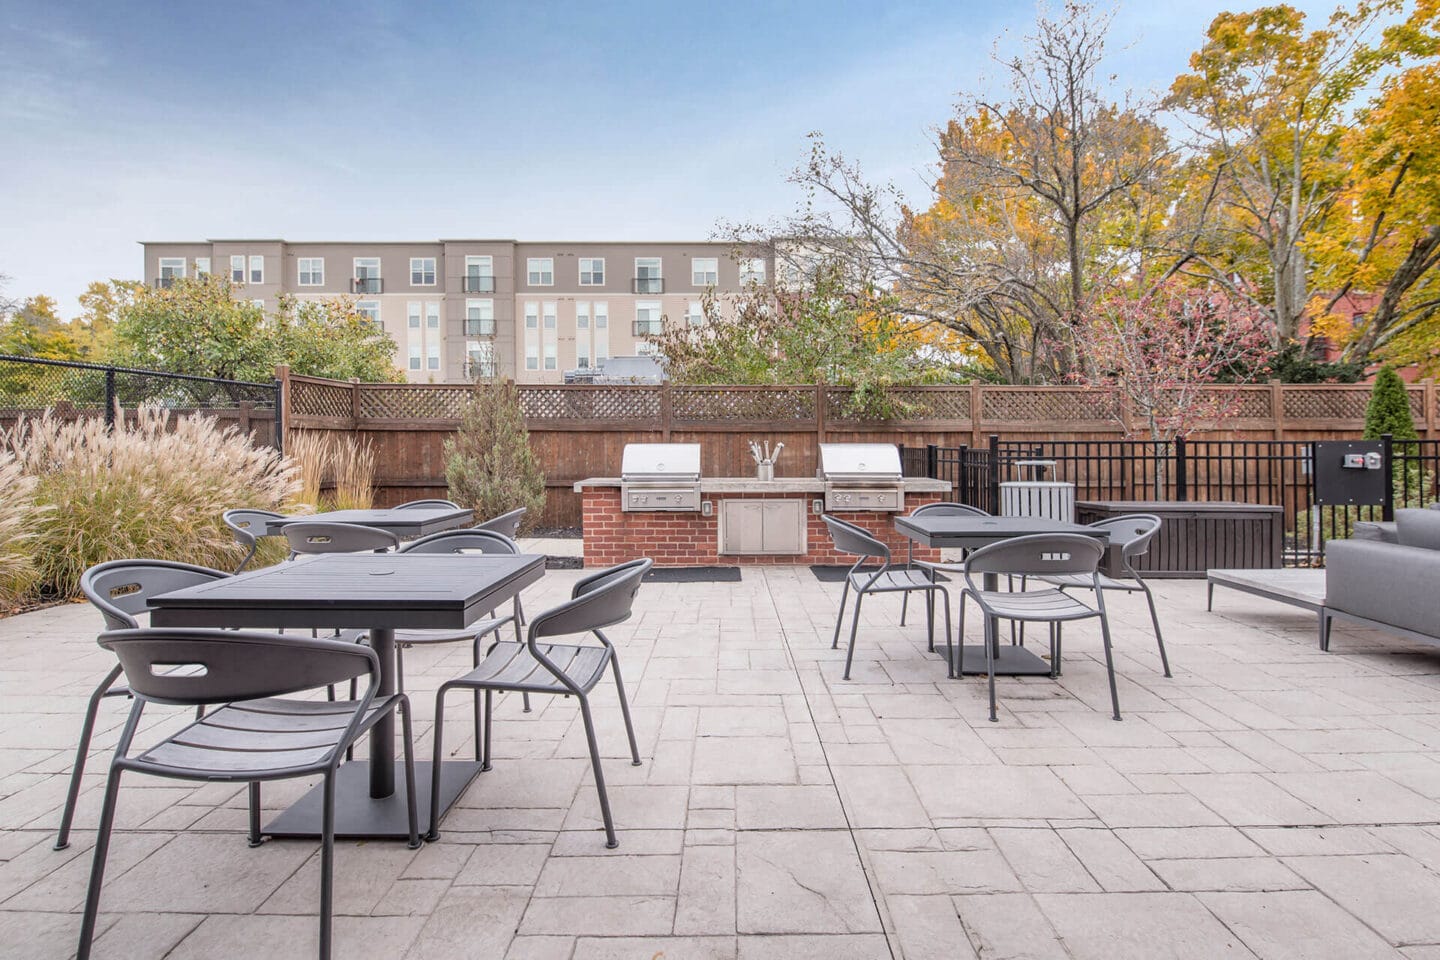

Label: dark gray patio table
[149,551,544,840]
[894,514,1110,676]
[263,507,473,539]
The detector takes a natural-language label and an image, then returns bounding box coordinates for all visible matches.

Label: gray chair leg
[75,764,124,960]
[1054,624,1064,676]
[842,593,865,680]
[954,593,967,679]
[577,694,619,848]
[397,697,421,849]
[1206,581,1214,611]
[1048,622,1058,678]
[1320,613,1333,651]
[428,685,451,841]
[1096,609,1122,721]
[925,589,936,653]
[900,591,909,627]
[481,691,494,772]
[248,782,263,847]
[984,614,998,723]
[1138,581,1172,677]
[56,664,123,850]
[831,580,851,650]
[319,771,336,960]
[611,658,643,766]
[513,606,532,713]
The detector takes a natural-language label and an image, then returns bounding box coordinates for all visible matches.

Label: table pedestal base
[952,644,1053,677]
[263,760,484,841]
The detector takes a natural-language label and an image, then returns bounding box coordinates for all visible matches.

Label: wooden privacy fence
[279,369,1440,528]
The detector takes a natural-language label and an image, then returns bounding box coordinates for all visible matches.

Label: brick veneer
[581,487,942,567]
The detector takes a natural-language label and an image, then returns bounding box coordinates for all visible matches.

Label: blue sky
[1,0,1346,315]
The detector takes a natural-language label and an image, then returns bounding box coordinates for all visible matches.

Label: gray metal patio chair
[900,501,990,626]
[54,560,231,851]
[282,520,400,558]
[395,528,531,714]
[959,533,1120,723]
[222,508,286,573]
[822,514,952,681]
[75,627,419,960]
[1022,513,1171,678]
[395,498,461,510]
[474,506,527,539]
[427,558,649,848]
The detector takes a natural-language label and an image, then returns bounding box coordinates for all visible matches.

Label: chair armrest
[1325,539,1440,638]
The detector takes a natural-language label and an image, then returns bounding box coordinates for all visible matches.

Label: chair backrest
[821,514,889,562]
[911,501,990,519]
[1087,514,1161,560]
[474,507,526,538]
[963,533,1104,583]
[530,558,651,641]
[81,560,232,631]
[398,528,519,555]
[222,509,284,544]
[98,628,377,706]
[282,521,399,556]
[394,499,461,510]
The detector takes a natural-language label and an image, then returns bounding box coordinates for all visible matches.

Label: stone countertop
[573,476,950,494]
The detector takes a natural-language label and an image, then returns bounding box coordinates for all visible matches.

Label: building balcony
[463,275,496,293]
[633,320,664,336]
[352,277,384,294]
[464,320,496,337]
[632,278,664,294]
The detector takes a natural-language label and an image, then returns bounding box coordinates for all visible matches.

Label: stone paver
[4,571,1440,957]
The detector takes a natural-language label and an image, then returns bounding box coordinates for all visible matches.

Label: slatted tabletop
[150,553,544,630]
[263,507,473,538]
[895,514,1109,549]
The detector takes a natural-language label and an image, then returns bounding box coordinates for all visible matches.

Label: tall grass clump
[445,379,545,533]
[0,453,41,607]
[287,430,375,510]
[2,408,300,599]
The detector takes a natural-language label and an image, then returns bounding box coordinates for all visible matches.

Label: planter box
[1075,500,1283,579]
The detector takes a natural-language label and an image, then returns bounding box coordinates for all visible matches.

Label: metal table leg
[368,626,395,798]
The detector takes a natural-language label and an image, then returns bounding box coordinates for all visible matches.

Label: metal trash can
[1000,481,1076,523]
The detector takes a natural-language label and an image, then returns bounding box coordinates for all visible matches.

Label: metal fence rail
[903,435,1440,567]
[0,354,283,450]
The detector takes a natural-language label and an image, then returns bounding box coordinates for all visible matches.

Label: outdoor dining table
[894,514,1110,677]
[148,551,545,840]
[263,507,474,539]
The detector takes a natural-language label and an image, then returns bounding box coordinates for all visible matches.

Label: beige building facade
[141,239,771,383]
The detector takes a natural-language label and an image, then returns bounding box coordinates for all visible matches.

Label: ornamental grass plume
[287,430,375,511]
[2,408,300,599]
[0,453,40,606]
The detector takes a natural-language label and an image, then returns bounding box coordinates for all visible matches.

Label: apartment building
[140,239,771,383]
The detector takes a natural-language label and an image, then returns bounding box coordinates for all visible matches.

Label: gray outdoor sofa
[1324,507,1440,651]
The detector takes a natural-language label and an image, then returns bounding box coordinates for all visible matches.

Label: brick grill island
[576,477,949,567]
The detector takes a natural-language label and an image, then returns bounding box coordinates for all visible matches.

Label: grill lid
[621,443,702,481]
[818,443,902,481]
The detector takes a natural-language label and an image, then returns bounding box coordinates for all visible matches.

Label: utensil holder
[757,463,775,481]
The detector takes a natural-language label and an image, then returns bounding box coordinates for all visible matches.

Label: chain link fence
[0,354,283,451]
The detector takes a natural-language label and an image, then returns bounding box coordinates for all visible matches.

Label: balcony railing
[463,275,496,293]
[633,320,664,336]
[352,277,384,294]
[632,277,664,294]
[465,320,496,336]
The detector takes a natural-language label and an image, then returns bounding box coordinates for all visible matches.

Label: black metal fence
[901,435,1440,567]
[0,354,283,451]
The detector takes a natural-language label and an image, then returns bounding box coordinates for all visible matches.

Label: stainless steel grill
[818,443,905,511]
[620,443,702,512]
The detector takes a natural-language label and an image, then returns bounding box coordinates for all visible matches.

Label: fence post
[1174,435,1188,502]
[988,433,1001,513]
[660,382,672,442]
[349,378,361,429]
[970,382,982,448]
[272,379,285,455]
[926,443,938,479]
[815,382,827,447]
[1382,432,1394,522]
[103,367,116,430]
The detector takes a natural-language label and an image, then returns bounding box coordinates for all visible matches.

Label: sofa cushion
[1353,521,1398,543]
[1396,508,1440,551]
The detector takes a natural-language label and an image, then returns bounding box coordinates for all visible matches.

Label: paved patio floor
[4,568,1440,959]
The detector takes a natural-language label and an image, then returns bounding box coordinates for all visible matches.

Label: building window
[576,301,591,368]
[579,258,605,285]
[408,343,422,371]
[634,257,662,294]
[250,299,265,311]
[194,257,210,277]
[357,300,381,327]
[410,257,436,286]
[464,255,494,292]
[635,339,659,357]
[543,302,558,370]
[527,258,553,286]
[408,303,421,329]
[467,340,495,378]
[157,258,185,288]
[230,255,245,283]
[595,302,610,363]
[298,258,324,286]
[634,301,662,336]
[249,255,264,284]
[465,299,495,336]
[427,340,441,371]
[524,302,540,370]
[692,257,718,286]
[686,301,704,326]
[425,302,440,330]
[354,257,382,294]
[740,257,766,284]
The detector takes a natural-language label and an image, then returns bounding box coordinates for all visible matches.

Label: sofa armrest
[1352,521,1398,543]
[1325,539,1440,638]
